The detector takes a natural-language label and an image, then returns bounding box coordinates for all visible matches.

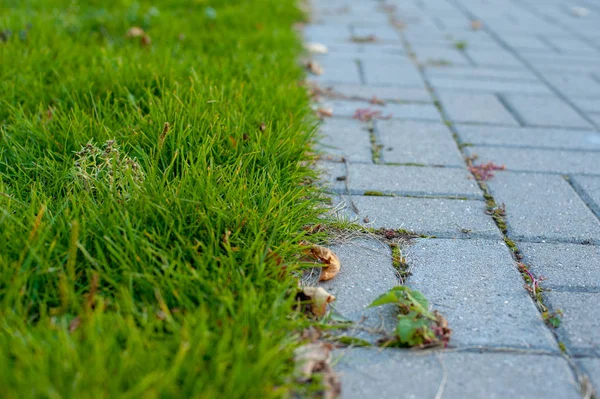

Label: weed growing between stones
[370,286,451,348]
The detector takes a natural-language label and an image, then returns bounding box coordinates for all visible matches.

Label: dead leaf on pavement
[316,107,333,119]
[310,245,341,281]
[294,342,341,399]
[303,286,335,317]
[305,42,328,54]
[351,34,377,43]
[306,60,324,76]
[471,20,483,30]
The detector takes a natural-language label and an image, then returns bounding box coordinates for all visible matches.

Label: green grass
[0,1,322,397]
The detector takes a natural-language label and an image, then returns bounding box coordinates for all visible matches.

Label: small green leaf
[369,291,399,307]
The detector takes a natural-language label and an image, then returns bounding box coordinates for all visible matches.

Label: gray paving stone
[541,72,600,97]
[503,94,594,129]
[407,238,558,350]
[361,60,426,86]
[438,92,519,126]
[321,99,441,121]
[333,195,502,238]
[486,172,600,243]
[320,238,398,340]
[309,56,362,85]
[321,162,482,198]
[353,27,400,42]
[323,83,432,103]
[376,120,463,166]
[325,43,406,56]
[317,119,372,163]
[335,349,580,399]
[571,175,600,218]
[466,146,600,175]
[304,25,352,43]
[544,291,600,356]
[569,97,600,113]
[455,125,600,151]
[519,242,600,290]
[466,49,525,67]
[425,66,540,81]
[411,46,472,65]
[431,78,552,94]
[577,358,600,395]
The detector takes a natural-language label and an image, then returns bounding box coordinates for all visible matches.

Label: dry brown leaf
[316,107,333,119]
[311,245,341,281]
[304,42,328,54]
[141,34,152,47]
[294,342,341,399]
[303,286,335,317]
[68,316,81,333]
[306,60,324,76]
[126,26,145,38]
[471,20,483,30]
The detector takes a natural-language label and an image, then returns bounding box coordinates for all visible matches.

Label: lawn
[0,0,322,397]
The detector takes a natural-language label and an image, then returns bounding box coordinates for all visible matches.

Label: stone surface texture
[308,0,600,396]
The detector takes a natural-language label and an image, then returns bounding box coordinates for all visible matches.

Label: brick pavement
[307,0,600,397]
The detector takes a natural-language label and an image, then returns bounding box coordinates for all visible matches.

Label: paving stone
[325,43,406,56]
[322,83,432,103]
[304,25,352,43]
[317,119,372,163]
[455,125,600,151]
[411,46,472,65]
[501,35,555,51]
[541,72,600,97]
[376,120,463,166]
[321,99,441,121]
[437,92,519,126]
[321,162,482,198]
[544,291,600,356]
[569,97,600,113]
[361,60,426,86]
[571,175,600,218]
[466,49,525,67]
[546,37,599,54]
[486,172,600,243]
[353,27,400,42]
[406,238,558,350]
[320,239,398,341]
[465,146,600,175]
[333,195,502,238]
[335,349,580,399]
[425,66,539,81]
[309,56,362,84]
[519,242,600,290]
[577,358,600,394]
[430,78,551,94]
[502,94,594,129]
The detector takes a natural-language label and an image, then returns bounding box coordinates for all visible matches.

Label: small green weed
[454,40,467,50]
[369,286,451,347]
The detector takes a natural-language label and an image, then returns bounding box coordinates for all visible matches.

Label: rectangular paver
[571,176,600,219]
[335,349,580,399]
[325,83,432,102]
[361,60,426,86]
[376,120,463,166]
[333,195,501,238]
[519,242,600,290]
[322,99,441,121]
[466,146,600,175]
[545,291,600,356]
[317,119,373,163]
[430,78,551,94]
[407,238,559,350]
[438,92,520,125]
[320,162,482,198]
[486,172,600,243]
[455,125,600,151]
[502,95,595,129]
